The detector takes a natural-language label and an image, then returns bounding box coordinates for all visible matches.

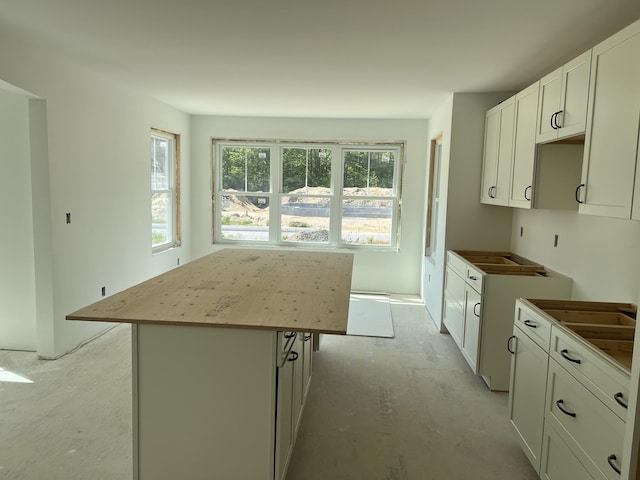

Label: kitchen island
[67,248,354,480]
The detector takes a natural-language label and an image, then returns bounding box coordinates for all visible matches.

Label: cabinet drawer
[545,360,625,480]
[550,326,630,421]
[540,420,595,480]
[465,264,484,293]
[515,300,553,352]
[446,251,467,277]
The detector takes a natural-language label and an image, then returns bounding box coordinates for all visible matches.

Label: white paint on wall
[511,208,640,303]
[0,88,37,350]
[0,31,191,358]
[189,116,429,295]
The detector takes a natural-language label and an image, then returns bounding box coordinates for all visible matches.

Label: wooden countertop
[66,248,354,334]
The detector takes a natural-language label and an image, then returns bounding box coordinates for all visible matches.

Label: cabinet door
[509,82,540,208]
[580,22,640,219]
[480,106,501,203]
[557,50,591,139]
[275,355,295,480]
[481,97,514,206]
[461,285,481,374]
[302,333,313,401]
[508,326,549,474]
[536,67,563,143]
[443,268,465,348]
[540,421,596,480]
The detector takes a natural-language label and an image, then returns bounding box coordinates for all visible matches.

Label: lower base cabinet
[133,324,312,480]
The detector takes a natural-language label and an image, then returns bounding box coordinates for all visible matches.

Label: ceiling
[1,0,640,119]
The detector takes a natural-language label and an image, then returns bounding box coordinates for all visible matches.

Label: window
[213,140,403,249]
[151,129,180,252]
[425,135,442,257]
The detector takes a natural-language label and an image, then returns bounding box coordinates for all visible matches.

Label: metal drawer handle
[556,399,577,418]
[473,302,480,317]
[523,319,537,328]
[288,350,299,362]
[614,392,628,409]
[507,335,516,355]
[303,334,312,342]
[284,332,296,339]
[524,185,532,201]
[575,184,585,204]
[560,349,582,364]
[607,454,621,475]
[468,275,478,281]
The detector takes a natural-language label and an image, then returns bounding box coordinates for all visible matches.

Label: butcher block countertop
[67,248,354,334]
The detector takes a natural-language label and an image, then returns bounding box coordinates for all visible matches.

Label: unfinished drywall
[0,88,37,350]
[0,29,191,358]
[189,116,428,295]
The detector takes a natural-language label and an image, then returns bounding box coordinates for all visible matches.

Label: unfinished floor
[0,296,537,480]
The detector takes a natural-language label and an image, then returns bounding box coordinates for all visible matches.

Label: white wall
[423,93,513,330]
[511,208,640,303]
[0,31,191,358]
[190,116,428,294]
[0,88,37,350]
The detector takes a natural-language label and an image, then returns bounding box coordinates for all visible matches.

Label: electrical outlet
[101,286,106,297]
[66,212,71,224]
[520,226,524,237]
[177,258,180,266]
[554,234,559,247]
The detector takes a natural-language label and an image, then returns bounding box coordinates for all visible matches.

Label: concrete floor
[0,296,537,480]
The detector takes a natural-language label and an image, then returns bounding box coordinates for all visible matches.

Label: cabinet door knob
[575,184,585,204]
[607,454,622,475]
[556,399,577,418]
[560,348,582,364]
[524,185,532,201]
[523,319,537,328]
[614,392,628,409]
[507,335,516,354]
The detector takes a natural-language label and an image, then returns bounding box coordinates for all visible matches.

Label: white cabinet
[509,82,540,208]
[481,96,515,206]
[133,325,312,480]
[578,21,640,219]
[508,303,552,473]
[510,299,635,480]
[536,50,592,144]
[445,251,572,391]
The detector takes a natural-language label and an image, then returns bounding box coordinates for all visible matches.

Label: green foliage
[152,231,166,245]
[222,215,254,226]
[289,221,311,228]
[222,147,270,192]
[282,148,332,193]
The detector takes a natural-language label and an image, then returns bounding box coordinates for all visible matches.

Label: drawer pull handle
[303,334,312,342]
[523,319,537,328]
[556,399,576,418]
[284,332,296,339]
[469,275,478,281]
[560,349,581,364]
[607,454,621,475]
[575,184,585,204]
[507,335,516,355]
[524,185,532,201]
[288,350,299,362]
[614,392,628,409]
[473,302,480,317]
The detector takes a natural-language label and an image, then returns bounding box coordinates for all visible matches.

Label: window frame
[212,138,404,250]
[151,128,181,253]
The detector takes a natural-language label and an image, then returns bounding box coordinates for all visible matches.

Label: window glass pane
[152,192,172,247]
[151,137,169,190]
[341,199,393,245]
[281,196,330,243]
[220,194,270,241]
[222,146,270,192]
[282,148,332,193]
[343,150,395,196]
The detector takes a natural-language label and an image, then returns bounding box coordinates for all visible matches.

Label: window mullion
[271,144,282,243]
[329,146,343,246]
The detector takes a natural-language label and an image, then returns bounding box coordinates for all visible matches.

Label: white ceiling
[1,0,640,118]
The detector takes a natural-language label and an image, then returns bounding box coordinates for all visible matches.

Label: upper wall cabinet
[509,82,540,209]
[536,50,592,144]
[578,21,640,219]
[481,96,515,206]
